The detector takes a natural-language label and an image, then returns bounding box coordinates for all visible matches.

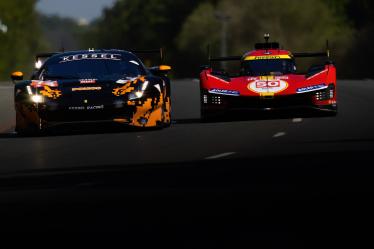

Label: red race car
[199,34,337,119]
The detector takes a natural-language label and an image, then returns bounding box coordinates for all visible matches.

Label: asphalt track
[1,79,374,246]
[0,79,374,173]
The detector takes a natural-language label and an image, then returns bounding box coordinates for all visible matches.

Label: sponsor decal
[68,106,85,110]
[87,105,104,110]
[72,86,102,92]
[260,92,275,97]
[40,86,62,99]
[31,80,58,88]
[248,76,289,81]
[296,84,327,94]
[68,105,104,110]
[244,55,291,60]
[248,79,288,94]
[60,53,121,63]
[208,89,240,96]
[80,79,97,84]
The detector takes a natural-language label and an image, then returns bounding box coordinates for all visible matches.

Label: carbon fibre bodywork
[14,50,171,134]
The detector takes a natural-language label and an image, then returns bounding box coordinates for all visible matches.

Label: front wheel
[162,91,172,127]
[16,112,44,136]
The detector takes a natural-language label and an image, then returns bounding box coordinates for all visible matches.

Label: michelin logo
[296,84,327,93]
[208,89,240,96]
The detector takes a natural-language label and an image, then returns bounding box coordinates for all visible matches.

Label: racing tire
[15,113,43,136]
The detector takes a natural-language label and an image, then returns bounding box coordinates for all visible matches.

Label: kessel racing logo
[60,53,121,63]
[248,79,288,94]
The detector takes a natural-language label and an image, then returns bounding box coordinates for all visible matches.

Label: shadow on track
[0,110,336,138]
[0,123,162,139]
[173,109,336,125]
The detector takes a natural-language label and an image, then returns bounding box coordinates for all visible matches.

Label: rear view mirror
[150,65,172,75]
[11,71,24,82]
[159,65,171,71]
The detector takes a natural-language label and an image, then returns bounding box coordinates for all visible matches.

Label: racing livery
[200,35,337,119]
[11,49,172,134]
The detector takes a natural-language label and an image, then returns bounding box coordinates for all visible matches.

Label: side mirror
[159,65,171,71]
[150,65,172,75]
[11,71,24,82]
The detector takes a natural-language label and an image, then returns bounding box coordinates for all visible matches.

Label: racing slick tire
[162,99,172,128]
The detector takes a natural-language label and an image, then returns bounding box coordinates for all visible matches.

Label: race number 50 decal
[248,80,288,93]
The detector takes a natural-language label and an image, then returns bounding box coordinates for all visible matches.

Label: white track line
[205,152,236,160]
[273,132,286,138]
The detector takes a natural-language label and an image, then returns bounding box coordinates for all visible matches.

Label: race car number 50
[248,80,288,94]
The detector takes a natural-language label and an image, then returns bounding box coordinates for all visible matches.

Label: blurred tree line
[0,0,87,80]
[84,0,374,78]
[0,0,373,80]
[0,0,45,80]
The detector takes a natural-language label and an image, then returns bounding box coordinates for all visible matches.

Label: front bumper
[201,91,337,113]
[20,94,165,129]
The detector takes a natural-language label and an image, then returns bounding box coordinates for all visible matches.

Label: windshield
[242,59,296,76]
[42,54,146,80]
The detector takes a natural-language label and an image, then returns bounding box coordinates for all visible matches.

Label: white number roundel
[248,80,288,93]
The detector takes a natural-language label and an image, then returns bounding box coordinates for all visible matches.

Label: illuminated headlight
[329,89,334,98]
[35,60,42,69]
[31,95,44,103]
[128,81,149,100]
[129,90,144,100]
[211,95,222,104]
[203,94,208,104]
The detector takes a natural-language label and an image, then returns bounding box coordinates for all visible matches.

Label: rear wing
[209,56,242,62]
[293,40,331,59]
[205,44,242,64]
[206,39,331,63]
[129,48,164,62]
[293,52,329,58]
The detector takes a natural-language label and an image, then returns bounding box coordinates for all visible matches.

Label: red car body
[199,41,337,118]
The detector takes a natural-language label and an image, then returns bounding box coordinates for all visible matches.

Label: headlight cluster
[31,94,44,103]
[128,80,149,100]
[315,84,335,101]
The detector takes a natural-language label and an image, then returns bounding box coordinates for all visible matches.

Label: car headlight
[128,81,149,100]
[31,94,44,103]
